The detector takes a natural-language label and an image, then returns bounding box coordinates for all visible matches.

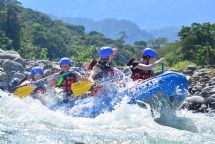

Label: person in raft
[127,48,165,81]
[87,46,125,95]
[88,46,123,81]
[52,57,91,101]
[18,66,48,100]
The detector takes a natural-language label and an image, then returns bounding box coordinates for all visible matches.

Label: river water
[0,89,215,144]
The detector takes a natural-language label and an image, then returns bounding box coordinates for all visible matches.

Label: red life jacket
[130,59,151,81]
[34,86,46,94]
[31,86,47,99]
[30,79,46,94]
[93,60,114,80]
[57,72,77,96]
[131,70,151,81]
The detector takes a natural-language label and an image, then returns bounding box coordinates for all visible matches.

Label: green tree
[6,1,22,50]
[133,40,147,48]
[115,31,127,48]
[147,37,168,48]
[178,23,215,66]
[40,48,48,60]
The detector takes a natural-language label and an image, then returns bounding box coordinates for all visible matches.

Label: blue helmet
[31,67,43,75]
[99,47,113,59]
[142,48,157,57]
[59,57,72,65]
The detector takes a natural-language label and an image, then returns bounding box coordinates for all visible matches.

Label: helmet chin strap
[146,56,151,65]
[146,59,149,65]
[100,57,109,61]
[143,56,151,65]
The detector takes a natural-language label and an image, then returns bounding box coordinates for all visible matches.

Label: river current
[0,85,215,144]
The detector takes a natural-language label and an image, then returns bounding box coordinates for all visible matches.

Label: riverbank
[0,49,215,113]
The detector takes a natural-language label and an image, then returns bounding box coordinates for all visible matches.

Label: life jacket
[93,60,114,80]
[33,86,46,94]
[131,69,151,81]
[56,71,77,96]
[30,78,46,94]
[129,57,153,81]
[130,60,152,81]
[31,81,46,99]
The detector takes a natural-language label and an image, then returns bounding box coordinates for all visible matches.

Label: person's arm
[20,80,31,86]
[75,72,94,83]
[88,66,102,83]
[135,57,165,71]
[46,72,61,88]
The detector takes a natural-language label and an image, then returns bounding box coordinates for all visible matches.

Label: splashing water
[0,80,215,144]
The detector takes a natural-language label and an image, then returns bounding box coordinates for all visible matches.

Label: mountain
[148,27,181,42]
[56,17,180,43]
[0,0,119,61]
[20,0,215,29]
[2,0,153,63]
[60,17,153,44]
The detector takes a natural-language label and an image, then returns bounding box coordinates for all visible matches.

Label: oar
[161,63,164,74]
[13,71,73,98]
[117,52,127,64]
[71,72,124,97]
[13,85,38,98]
[71,81,95,96]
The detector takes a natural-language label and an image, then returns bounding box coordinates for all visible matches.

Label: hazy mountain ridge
[20,0,215,29]
[60,17,180,43]
[148,27,181,42]
[61,17,154,44]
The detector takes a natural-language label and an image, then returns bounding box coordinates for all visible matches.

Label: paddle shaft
[162,63,164,73]
[32,71,74,88]
[14,71,78,98]
[117,52,127,64]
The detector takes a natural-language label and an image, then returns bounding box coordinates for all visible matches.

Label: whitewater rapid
[0,90,215,144]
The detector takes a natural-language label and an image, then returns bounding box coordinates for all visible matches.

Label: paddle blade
[71,81,94,96]
[13,85,37,98]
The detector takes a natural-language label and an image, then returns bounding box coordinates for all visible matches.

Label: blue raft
[49,71,188,118]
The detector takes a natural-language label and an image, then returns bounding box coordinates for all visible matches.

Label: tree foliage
[0,0,132,62]
[1,0,215,67]
[178,23,215,66]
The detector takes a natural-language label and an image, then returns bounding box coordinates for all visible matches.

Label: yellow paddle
[13,71,74,98]
[13,85,38,98]
[70,73,124,96]
[13,80,95,98]
[71,81,95,96]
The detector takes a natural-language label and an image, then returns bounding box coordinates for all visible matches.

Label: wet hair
[142,55,151,60]
[142,55,152,65]
[100,56,109,61]
[89,60,98,70]
[127,58,135,66]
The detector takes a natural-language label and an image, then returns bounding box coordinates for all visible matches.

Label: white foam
[0,86,215,143]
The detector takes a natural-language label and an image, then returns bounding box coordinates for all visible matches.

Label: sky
[19,0,215,29]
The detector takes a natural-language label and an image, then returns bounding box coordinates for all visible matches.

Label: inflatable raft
[49,71,188,118]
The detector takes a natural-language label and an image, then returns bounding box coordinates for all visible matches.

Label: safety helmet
[59,57,72,65]
[99,47,113,59]
[31,67,43,75]
[142,48,157,57]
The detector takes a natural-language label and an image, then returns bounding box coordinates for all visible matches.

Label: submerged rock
[185,95,206,112]
[185,68,215,112]
[0,72,6,80]
[206,96,215,110]
[185,66,197,75]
